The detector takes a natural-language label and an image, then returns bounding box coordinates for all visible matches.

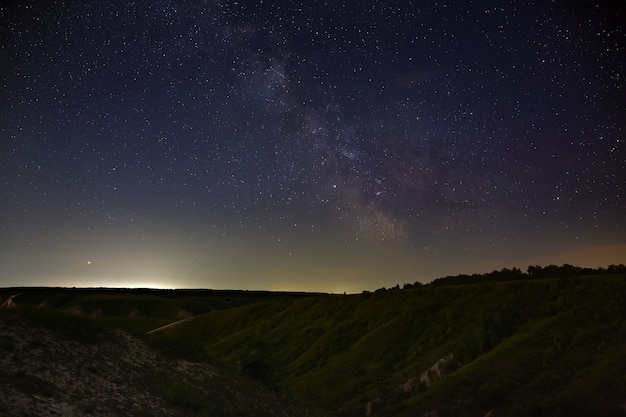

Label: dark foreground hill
[151,274,626,417]
[1,272,626,417]
[0,306,319,417]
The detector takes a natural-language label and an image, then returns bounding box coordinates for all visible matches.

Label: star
[0,1,623,292]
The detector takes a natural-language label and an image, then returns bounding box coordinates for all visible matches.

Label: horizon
[3,260,625,295]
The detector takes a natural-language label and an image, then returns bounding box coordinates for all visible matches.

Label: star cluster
[1,1,624,292]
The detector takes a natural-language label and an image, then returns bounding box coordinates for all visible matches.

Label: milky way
[1,1,624,292]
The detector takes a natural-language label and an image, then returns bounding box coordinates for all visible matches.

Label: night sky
[2,1,624,293]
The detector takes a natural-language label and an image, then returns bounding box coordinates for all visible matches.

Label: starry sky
[1,1,624,293]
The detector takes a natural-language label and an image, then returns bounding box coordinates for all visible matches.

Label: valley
[1,266,625,416]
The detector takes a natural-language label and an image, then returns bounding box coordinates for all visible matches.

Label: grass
[94,316,172,336]
[3,272,625,416]
[148,274,626,416]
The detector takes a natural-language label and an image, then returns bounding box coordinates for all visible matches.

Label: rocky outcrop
[176,309,193,319]
[399,353,454,393]
[0,316,315,417]
[364,397,382,416]
[419,353,454,385]
[358,354,456,417]
[0,294,19,309]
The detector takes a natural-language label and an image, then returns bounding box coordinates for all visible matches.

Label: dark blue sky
[1,1,624,292]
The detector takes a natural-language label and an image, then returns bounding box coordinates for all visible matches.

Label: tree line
[422,264,626,287]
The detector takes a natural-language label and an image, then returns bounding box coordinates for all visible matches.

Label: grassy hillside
[3,272,625,416]
[150,274,626,416]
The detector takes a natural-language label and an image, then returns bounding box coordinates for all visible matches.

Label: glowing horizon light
[110,282,172,289]
[47,275,179,290]
[99,277,176,289]
[85,282,174,290]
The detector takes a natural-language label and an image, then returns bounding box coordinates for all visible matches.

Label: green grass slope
[152,275,626,417]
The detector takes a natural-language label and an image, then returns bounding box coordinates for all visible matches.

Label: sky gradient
[2,1,625,293]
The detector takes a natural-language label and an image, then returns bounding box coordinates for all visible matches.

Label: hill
[0,305,320,417]
[1,268,625,416]
[149,273,626,416]
[0,287,321,334]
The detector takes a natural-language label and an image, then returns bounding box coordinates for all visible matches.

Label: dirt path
[145,313,209,334]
